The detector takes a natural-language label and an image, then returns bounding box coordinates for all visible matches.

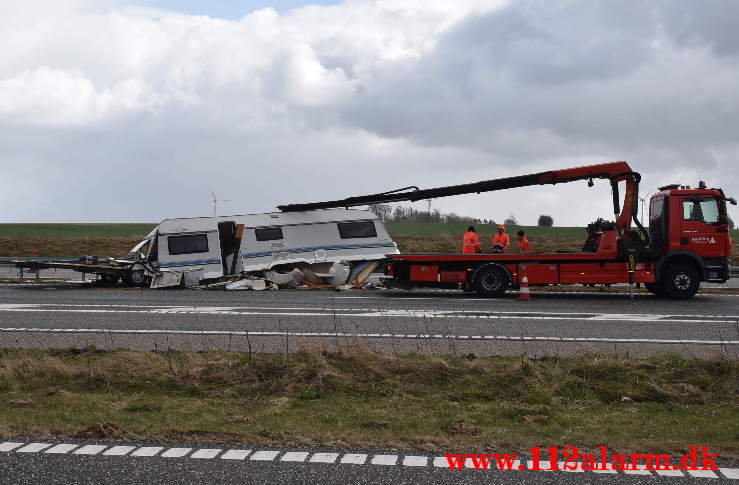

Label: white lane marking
[280,451,309,462]
[0,442,24,452]
[161,448,192,458]
[73,445,108,455]
[527,460,554,471]
[687,468,719,478]
[309,452,339,463]
[371,455,398,466]
[221,449,251,460]
[433,457,450,468]
[590,464,618,474]
[1,303,736,324]
[721,468,739,479]
[340,454,367,465]
[250,450,280,461]
[190,448,221,459]
[402,456,428,467]
[655,468,684,477]
[44,444,79,454]
[1,327,735,346]
[16,443,52,453]
[623,465,652,475]
[103,446,136,456]
[561,462,585,472]
[131,447,163,457]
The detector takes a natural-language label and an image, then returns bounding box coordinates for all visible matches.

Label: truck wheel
[644,282,666,297]
[662,264,700,300]
[472,266,510,298]
[126,266,148,287]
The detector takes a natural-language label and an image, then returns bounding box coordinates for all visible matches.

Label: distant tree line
[369,203,556,227]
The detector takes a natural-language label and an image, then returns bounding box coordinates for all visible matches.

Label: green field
[0,223,157,239]
[1,222,737,241]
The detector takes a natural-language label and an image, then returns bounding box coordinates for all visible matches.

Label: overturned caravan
[125,209,398,288]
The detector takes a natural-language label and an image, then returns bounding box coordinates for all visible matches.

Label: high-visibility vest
[492,233,510,251]
[517,237,530,252]
[462,231,480,254]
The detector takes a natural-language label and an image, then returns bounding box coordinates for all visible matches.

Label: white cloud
[0,0,738,226]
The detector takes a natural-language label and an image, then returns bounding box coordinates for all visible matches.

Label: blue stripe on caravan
[159,258,221,268]
[242,242,397,259]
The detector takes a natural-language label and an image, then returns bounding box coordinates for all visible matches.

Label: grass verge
[1,347,737,456]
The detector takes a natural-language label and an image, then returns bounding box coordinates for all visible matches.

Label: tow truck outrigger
[279,161,736,299]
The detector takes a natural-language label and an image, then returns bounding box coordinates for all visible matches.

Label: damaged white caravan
[121,208,398,288]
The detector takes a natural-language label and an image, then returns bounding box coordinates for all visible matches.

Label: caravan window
[338,221,376,239]
[255,226,284,241]
[167,234,209,255]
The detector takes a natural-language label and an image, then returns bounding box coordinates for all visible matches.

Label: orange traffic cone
[518,265,530,300]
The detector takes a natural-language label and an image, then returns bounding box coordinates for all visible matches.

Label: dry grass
[1,347,737,455]
[0,237,143,258]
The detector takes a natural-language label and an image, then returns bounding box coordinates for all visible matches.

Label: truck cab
[648,183,734,296]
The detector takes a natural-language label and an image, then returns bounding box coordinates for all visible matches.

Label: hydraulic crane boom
[278,161,645,238]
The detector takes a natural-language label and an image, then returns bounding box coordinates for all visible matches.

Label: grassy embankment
[1,347,737,456]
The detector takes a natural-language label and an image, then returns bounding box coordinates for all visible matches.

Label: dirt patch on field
[0,237,143,258]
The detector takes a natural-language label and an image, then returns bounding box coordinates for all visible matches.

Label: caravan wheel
[126,265,148,287]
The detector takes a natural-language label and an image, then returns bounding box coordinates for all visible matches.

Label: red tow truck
[279,161,735,299]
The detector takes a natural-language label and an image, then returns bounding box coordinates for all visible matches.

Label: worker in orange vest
[462,226,481,254]
[491,225,510,252]
[517,230,530,252]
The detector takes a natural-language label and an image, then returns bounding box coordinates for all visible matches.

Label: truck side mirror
[729,197,737,206]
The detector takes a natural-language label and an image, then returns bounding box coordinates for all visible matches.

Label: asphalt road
[0,284,738,356]
[1,440,737,484]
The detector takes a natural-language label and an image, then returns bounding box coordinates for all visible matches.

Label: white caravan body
[135,209,397,285]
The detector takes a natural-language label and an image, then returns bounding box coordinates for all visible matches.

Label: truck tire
[644,282,665,297]
[126,265,148,287]
[662,264,700,300]
[472,265,510,298]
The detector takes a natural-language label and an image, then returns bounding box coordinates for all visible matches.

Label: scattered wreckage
[14,208,398,290]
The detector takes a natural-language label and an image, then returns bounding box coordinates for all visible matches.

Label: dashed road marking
[16,443,52,453]
[723,469,739,479]
[221,449,251,460]
[44,444,79,454]
[131,447,163,457]
[280,451,309,462]
[250,450,280,461]
[2,441,738,480]
[340,454,367,465]
[371,454,398,466]
[0,442,25,452]
[622,464,651,475]
[161,448,192,458]
[656,468,684,477]
[687,468,719,479]
[309,452,339,463]
[73,445,108,455]
[402,456,428,467]
[190,449,221,459]
[103,446,136,456]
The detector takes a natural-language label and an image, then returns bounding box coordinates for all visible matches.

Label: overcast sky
[1,0,738,225]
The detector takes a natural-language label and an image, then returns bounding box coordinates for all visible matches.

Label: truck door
[679,196,723,258]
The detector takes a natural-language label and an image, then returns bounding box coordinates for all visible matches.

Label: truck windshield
[683,197,719,224]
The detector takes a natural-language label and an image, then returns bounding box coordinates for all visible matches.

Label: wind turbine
[210,190,230,217]
[639,187,653,225]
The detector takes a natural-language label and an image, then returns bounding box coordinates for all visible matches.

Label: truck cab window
[683,198,719,224]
